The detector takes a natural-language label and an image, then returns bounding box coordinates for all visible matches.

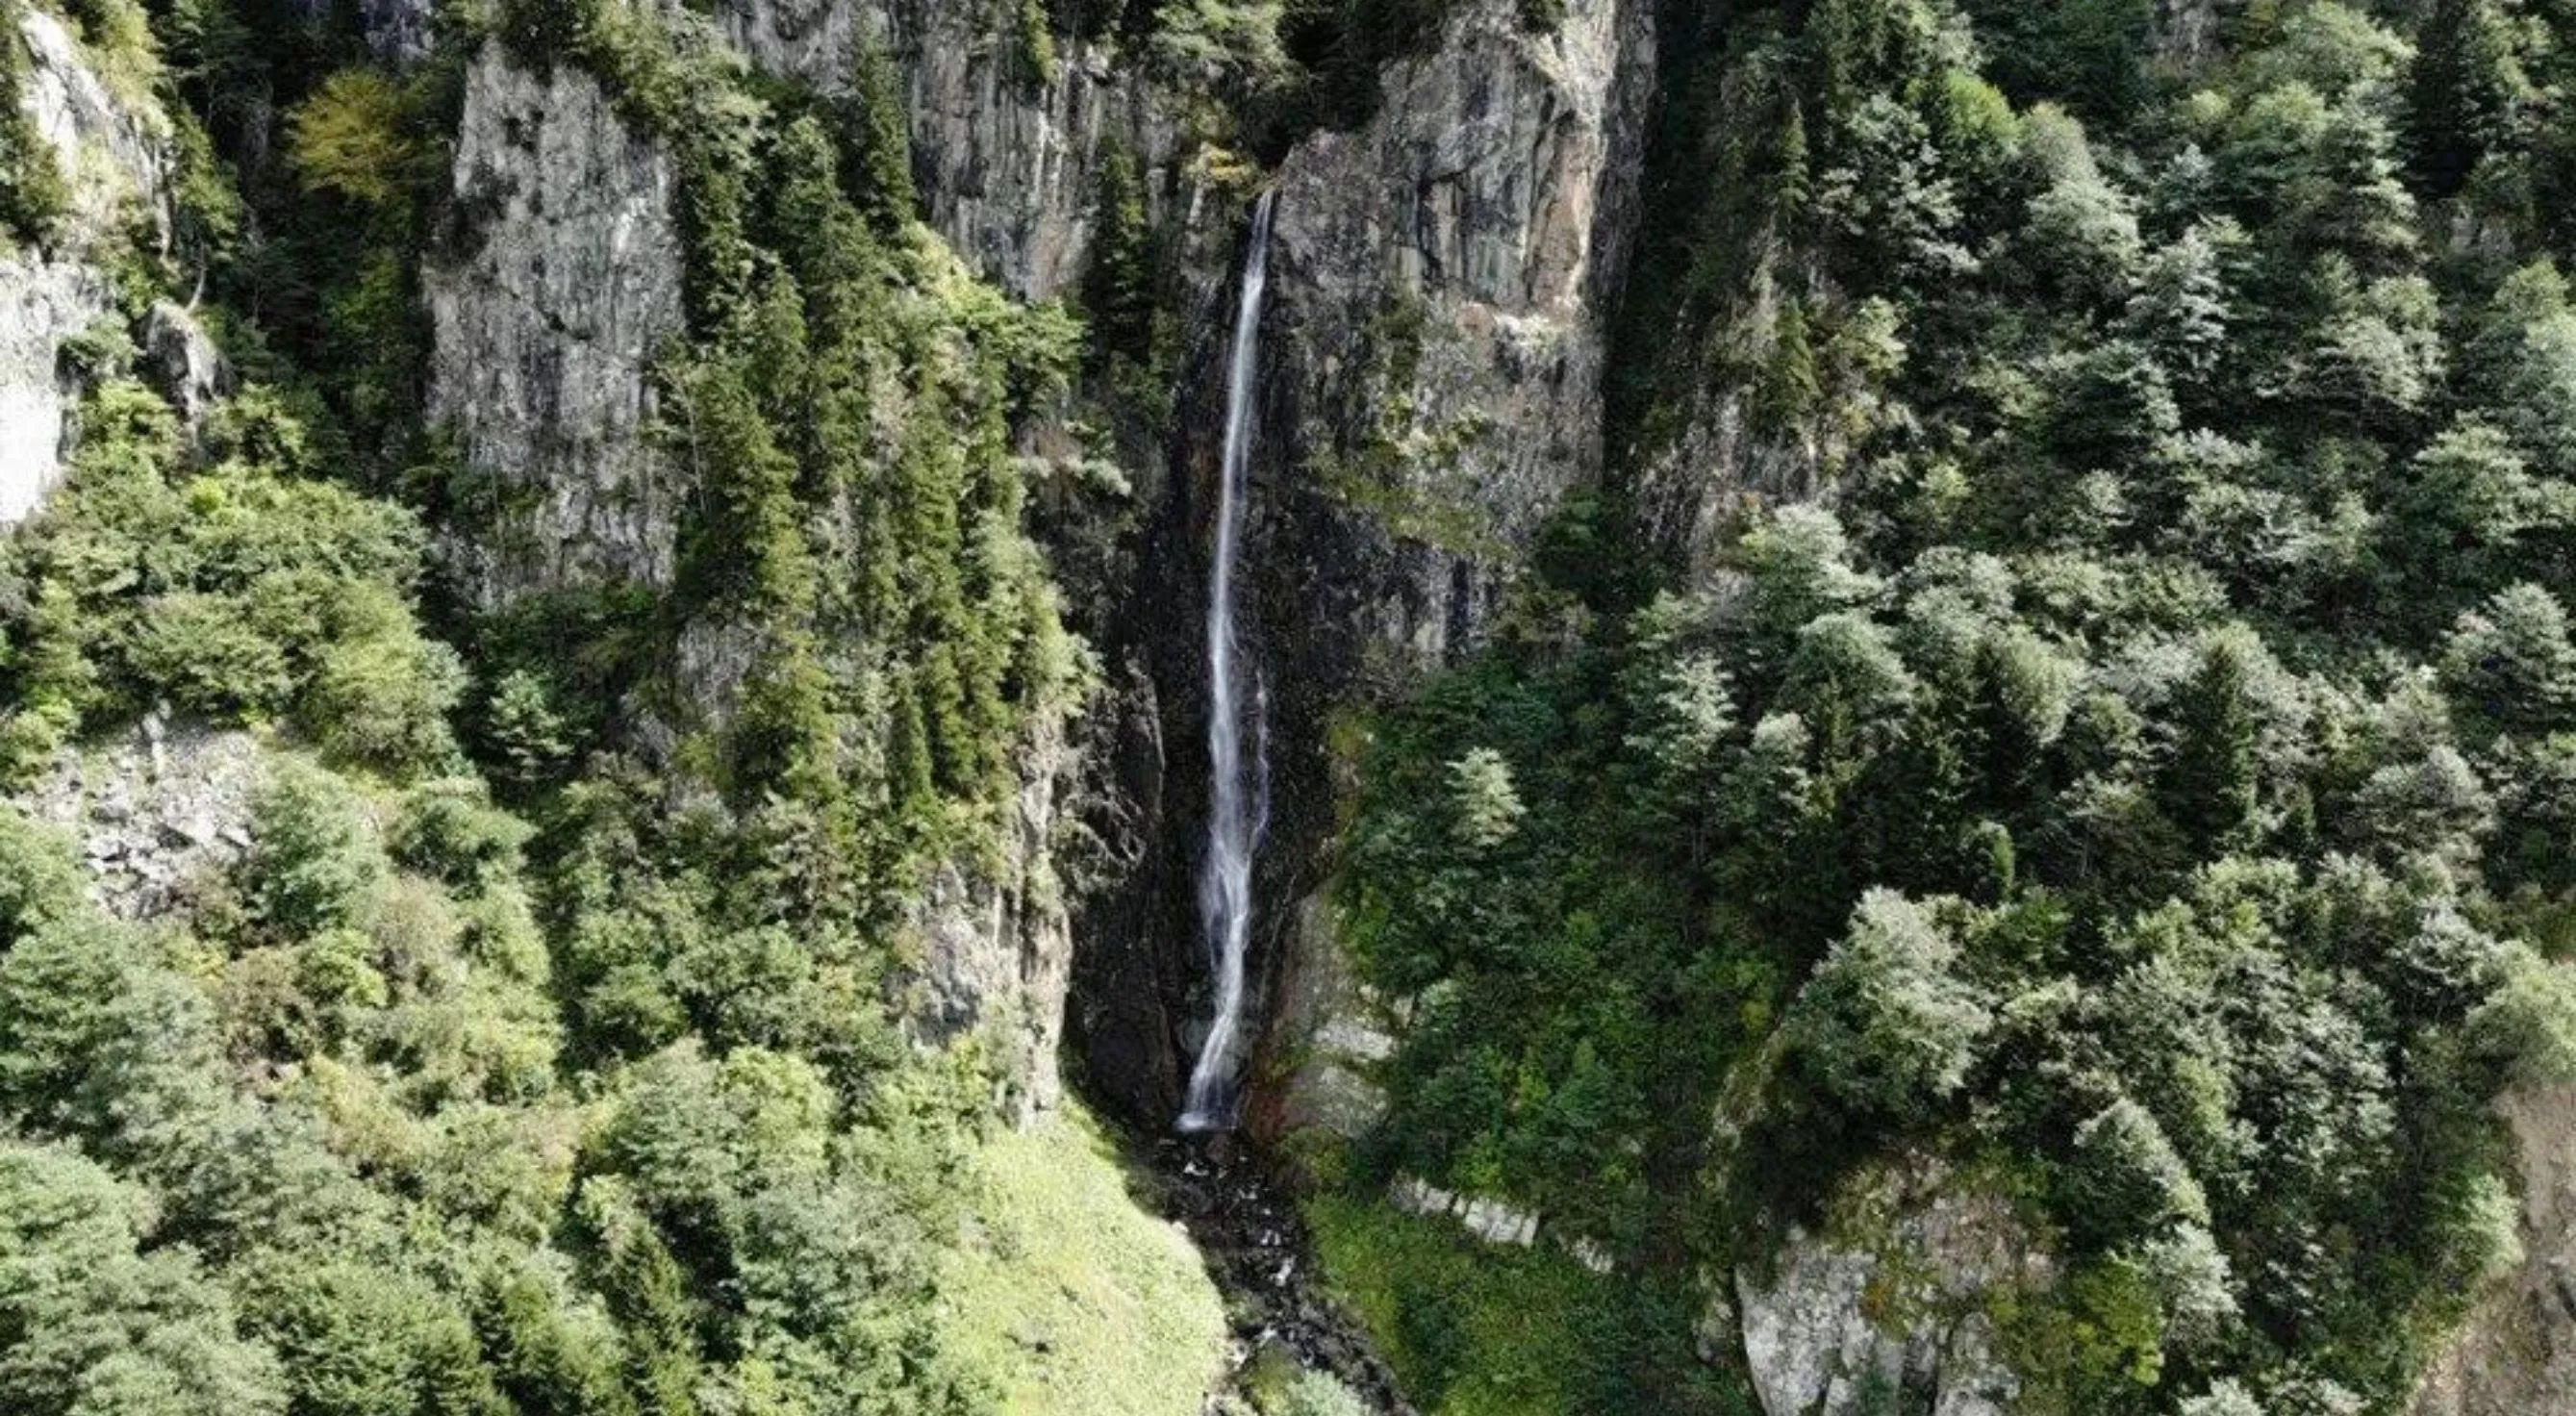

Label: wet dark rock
[1153,1136,1415,1416]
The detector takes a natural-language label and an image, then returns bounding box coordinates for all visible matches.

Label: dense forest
[0,0,1229,1409]
[1337,0,2576,1410]
[4,0,2576,1413]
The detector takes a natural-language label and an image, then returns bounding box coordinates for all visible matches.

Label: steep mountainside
[9,0,2576,1413]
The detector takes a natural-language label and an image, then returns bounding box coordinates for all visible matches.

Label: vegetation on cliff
[13,0,2576,1412]
[1332,0,2576,1411]
[0,0,1225,1413]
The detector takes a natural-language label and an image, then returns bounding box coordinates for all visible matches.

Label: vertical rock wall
[1730,1160,2042,1416]
[906,705,1079,1124]
[1229,0,1653,1141]
[424,43,685,610]
[984,0,1662,1130]
[1,7,169,526]
[718,0,1193,302]
[1262,0,1651,665]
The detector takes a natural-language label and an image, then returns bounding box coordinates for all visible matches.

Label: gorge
[6,0,2576,1413]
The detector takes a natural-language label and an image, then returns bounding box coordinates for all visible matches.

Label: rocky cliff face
[2411,1086,2576,1416]
[1,6,169,525]
[21,719,264,922]
[905,707,1079,1124]
[718,0,1199,303]
[423,31,1086,1121]
[1726,1160,2042,1416]
[1036,0,1663,1132]
[425,42,685,610]
[1260,0,1650,662]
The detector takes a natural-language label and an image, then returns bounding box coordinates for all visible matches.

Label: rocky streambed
[1152,1136,1414,1415]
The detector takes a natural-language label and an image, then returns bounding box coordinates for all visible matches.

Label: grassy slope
[945,1105,1231,1415]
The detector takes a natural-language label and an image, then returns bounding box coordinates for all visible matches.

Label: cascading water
[1178,191,1278,1134]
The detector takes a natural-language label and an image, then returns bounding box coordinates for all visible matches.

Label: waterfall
[1179,191,1277,1134]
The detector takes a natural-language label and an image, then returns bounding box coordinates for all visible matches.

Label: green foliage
[241,1256,506,1416]
[0,5,1211,1416]
[942,1107,1229,1415]
[0,806,88,940]
[2408,0,2532,199]
[390,778,530,887]
[1786,890,1992,1117]
[0,1140,287,1416]
[479,670,574,788]
[1083,139,1157,376]
[306,627,467,774]
[1961,0,2155,126]
[1335,2,2576,1406]
[843,38,920,231]
[239,761,386,939]
[1305,1196,1745,1416]
[287,70,433,210]
[0,380,451,777]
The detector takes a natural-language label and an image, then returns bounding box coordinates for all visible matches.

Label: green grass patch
[943,1105,1230,1416]
[1303,1194,1753,1416]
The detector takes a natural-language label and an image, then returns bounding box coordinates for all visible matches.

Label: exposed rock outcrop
[17,7,166,236]
[718,0,1197,302]
[1388,1175,1540,1247]
[2,6,171,526]
[424,40,684,609]
[1220,0,1651,1141]
[1730,1160,2043,1416]
[2155,0,2222,70]
[907,707,1078,1124]
[2411,1085,2576,1416]
[360,0,434,65]
[0,258,105,523]
[140,297,232,422]
[20,718,263,921]
[1263,0,1651,670]
[1252,894,1394,1149]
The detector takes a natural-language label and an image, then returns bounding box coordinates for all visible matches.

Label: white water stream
[1178,192,1277,1134]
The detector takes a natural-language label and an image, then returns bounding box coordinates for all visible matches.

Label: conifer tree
[2409,0,2529,198]
[2161,634,2264,853]
[844,39,918,234]
[1082,140,1155,375]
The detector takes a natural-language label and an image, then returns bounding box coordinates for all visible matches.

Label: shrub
[1278,1369,1371,1416]
[391,780,531,891]
[239,763,386,940]
[304,629,466,776]
[0,807,88,943]
[287,69,428,209]
[480,670,571,789]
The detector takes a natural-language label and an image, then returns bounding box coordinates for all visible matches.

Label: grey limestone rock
[141,299,233,424]
[425,41,686,609]
[1,7,172,527]
[19,721,265,921]
[1731,1159,2043,1416]
[907,705,1079,1124]
[2410,1083,2576,1416]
